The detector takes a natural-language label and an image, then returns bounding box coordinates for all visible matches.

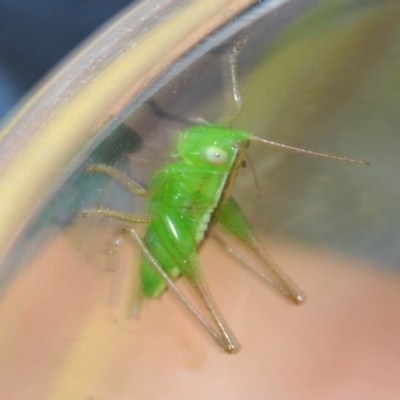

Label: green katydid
[81,40,368,353]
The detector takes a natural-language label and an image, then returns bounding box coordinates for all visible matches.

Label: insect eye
[205,146,228,165]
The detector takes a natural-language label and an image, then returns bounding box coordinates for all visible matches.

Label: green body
[140,125,252,298]
[82,115,307,353]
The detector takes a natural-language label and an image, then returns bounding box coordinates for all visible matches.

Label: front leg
[86,164,148,198]
[81,207,151,225]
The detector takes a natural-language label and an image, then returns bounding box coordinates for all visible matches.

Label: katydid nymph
[81,40,368,353]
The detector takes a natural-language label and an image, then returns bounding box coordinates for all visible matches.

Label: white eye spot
[205,146,227,164]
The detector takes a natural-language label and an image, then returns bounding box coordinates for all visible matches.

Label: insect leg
[127,227,240,353]
[86,164,149,197]
[80,209,149,318]
[81,207,150,224]
[189,266,241,353]
[212,230,305,304]
[216,197,305,304]
[108,227,143,319]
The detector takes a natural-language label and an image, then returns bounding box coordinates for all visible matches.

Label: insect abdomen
[139,163,230,298]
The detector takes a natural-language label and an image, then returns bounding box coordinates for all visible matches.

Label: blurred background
[0,0,133,119]
[1,1,400,399]
[2,0,399,268]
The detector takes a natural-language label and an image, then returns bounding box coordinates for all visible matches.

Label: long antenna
[219,37,246,127]
[251,136,369,165]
